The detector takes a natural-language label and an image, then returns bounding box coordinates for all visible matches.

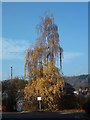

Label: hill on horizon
[64,74,89,90]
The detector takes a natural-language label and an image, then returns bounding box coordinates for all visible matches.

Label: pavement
[0,111,90,120]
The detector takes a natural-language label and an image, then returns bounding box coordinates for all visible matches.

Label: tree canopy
[24,13,64,111]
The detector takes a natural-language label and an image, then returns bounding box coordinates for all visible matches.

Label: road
[1,111,89,120]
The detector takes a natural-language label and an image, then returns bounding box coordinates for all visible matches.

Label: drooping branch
[25,13,63,80]
[59,46,63,72]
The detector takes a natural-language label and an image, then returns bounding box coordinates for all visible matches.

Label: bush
[60,94,86,110]
[83,97,90,114]
[60,94,77,109]
[76,96,86,109]
[22,100,38,112]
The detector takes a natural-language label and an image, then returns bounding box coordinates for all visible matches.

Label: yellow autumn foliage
[24,14,64,111]
[24,66,65,110]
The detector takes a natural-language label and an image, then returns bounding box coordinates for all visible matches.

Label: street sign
[37,97,41,101]
[37,97,41,111]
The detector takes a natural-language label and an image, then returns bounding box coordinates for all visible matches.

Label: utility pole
[10,66,13,109]
[11,66,12,80]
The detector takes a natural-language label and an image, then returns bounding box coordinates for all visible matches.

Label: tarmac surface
[0,111,90,120]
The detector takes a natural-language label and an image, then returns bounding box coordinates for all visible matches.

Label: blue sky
[1,2,88,80]
[1,0,89,2]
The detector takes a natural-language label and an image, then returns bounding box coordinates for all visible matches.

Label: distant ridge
[64,74,89,90]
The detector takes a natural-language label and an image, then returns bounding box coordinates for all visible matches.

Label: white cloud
[0,39,2,60]
[0,39,2,80]
[0,72,2,81]
[63,51,83,63]
[1,38,32,60]
[0,38,84,62]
